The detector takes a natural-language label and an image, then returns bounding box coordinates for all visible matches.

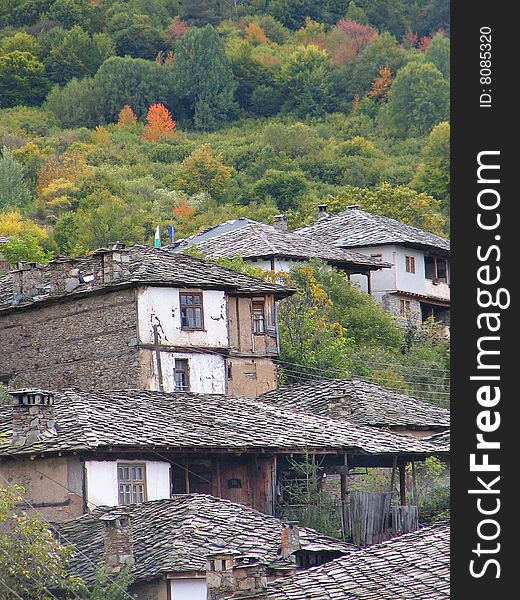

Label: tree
[176,145,234,202]
[112,18,165,59]
[0,51,49,107]
[384,61,449,137]
[0,484,82,598]
[349,32,408,99]
[278,44,333,117]
[424,32,450,78]
[173,25,237,130]
[412,121,450,215]
[45,76,99,128]
[252,169,308,211]
[45,26,115,85]
[368,66,393,103]
[0,148,32,210]
[0,210,48,265]
[94,56,174,123]
[142,103,176,141]
[0,31,40,54]
[277,264,353,382]
[117,105,138,127]
[336,20,376,54]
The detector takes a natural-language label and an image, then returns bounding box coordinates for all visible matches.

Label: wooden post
[411,461,418,507]
[367,271,372,295]
[184,462,190,494]
[152,324,164,392]
[340,454,349,539]
[399,465,407,505]
[215,459,222,498]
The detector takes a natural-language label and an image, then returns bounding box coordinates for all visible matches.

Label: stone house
[0,388,446,525]
[296,206,451,327]
[170,217,391,287]
[259,378,450,439]
[244,523,450,599]
[0,244,293,397]
[54,494,353,600]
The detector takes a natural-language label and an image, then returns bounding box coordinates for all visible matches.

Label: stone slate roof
[0,236,9,244]
[297,209,450,256]
[259,379,450,432]
[423,430,451,449]
[0,244,292,312]
[55,494,354,585]
[264,524,450,599]
[173,220,390,271]
[0,389,445,458]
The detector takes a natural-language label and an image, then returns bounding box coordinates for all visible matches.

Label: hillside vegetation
[0,0,450,404]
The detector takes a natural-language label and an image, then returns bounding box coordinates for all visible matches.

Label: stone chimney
[206,552,267,599]
[317,204,329,219]
[11,263,46,303]
[100,508,134,573]
[273,215,288,232]
[10,389,57,447]
[279,522,300,558]
[95,248,132,285]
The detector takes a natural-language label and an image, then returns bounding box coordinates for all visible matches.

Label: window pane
[436,259,447,281]
[425,256,436,280]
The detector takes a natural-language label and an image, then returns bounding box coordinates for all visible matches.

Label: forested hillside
[0,0,450,405]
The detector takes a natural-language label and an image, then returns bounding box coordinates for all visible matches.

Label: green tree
[45,76,99,128]
[179,0,221,27]
[176,145,234,202]
[278,263,353,382]
[45,26,115,85]
[0,147,32,210]
[278,44,333,117]
[349,32,408,99]
[267,0,320,30]
[173,25,237,130]
[384,61,449,137]
[412,121,450,216]
[0,484,82,599]
[424,32,450,78]
[0,31,40,54]
[111,16,165,59]
[253,169,308,211]
[94,56,174,123]
[0,51,49,107]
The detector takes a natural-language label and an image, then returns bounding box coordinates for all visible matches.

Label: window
[174,359,189,391]
[252,298,265,334]
[180,292,204,329]
[425,256,449,283]
[118,463,146,505]
[405,256,416,274]
[399,299,410,317]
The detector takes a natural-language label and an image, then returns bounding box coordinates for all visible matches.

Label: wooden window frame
[399,299,411,317]
[179,291,204,330]
[425,256,449,284]
[174,358,190,391]
[405,255,416,274]
[117,463,147,505]
[252,298,266,334]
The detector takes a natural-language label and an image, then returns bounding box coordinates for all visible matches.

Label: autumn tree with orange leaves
[142,103,176,141]
[368,66,393,104]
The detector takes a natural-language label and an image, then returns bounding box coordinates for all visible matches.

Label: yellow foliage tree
[117,105,138,127]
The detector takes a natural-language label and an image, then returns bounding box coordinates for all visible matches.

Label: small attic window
[228,478,242,489]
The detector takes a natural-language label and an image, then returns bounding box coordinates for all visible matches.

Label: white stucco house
[170,216,390,288]
[297,205,450,327]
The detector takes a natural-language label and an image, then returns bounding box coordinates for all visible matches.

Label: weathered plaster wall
[84,460,171,509]
[0,455,84,522]
[137,286,229,348]
[0,288,140,390]
[227,357,277,397]
[139,348,227,394]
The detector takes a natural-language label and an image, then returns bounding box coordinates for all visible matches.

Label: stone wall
[382,293,422,326]
[0,288,141,390]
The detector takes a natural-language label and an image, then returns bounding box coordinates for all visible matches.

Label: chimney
[317,204,329,219]
[94,248,131,285]
[101,508,134,573]
[273,215,288,232]
[11,263,45,303]
[280,522,300,559]
[10,389,56,447]
[206,552,267,599]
